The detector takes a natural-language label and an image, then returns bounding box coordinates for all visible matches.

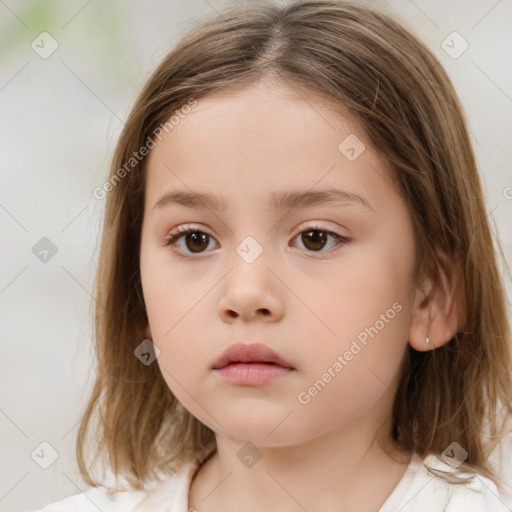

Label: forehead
[144,81,394,212]
[159,80,362,148]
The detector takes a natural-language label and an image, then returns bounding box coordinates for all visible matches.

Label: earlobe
[408,247,463,352]
[408,279,433,352]
[144,322,153,341]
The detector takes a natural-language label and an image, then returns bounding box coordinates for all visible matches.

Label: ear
[144,322,153,341]
[408,247,464,352]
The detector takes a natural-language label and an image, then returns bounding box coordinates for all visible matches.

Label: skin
[140,79,459,511]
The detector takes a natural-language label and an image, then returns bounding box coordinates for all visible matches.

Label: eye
[293,225,349,253]
[163,225,217,255]
[163,224,349,257]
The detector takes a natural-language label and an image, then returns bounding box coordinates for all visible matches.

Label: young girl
[35,1,512,511]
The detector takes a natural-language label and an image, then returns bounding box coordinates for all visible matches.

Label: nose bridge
[226,232,271,290]
[235,233,267,266]
[218,230,284,320]
[222,206,274,266]
[220,202,287,282]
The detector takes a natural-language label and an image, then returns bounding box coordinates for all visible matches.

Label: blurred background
[0,0,511,510]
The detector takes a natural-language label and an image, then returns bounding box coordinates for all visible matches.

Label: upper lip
[212,343,294,369]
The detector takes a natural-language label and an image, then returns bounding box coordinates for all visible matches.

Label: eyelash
[163,224,350,257]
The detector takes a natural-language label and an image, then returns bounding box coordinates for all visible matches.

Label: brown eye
[183,232,210,253]
[164,227,216,255]
[300,230,328,251]
[293,228,347,253]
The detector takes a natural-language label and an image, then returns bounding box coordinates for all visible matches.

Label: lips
[212,342,294,369]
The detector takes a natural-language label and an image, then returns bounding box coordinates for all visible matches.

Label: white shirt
[32,439,512,512]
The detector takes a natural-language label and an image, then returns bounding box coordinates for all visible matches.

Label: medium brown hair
[77,0,512,492]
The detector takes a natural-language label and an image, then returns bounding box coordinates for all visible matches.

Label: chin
[214,409,299,446]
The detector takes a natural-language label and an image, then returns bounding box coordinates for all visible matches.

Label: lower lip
[213,363,294,386]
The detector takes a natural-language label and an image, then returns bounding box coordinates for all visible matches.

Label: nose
[218,248,285,323]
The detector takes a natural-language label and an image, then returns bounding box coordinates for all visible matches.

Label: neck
[188,413,411,512]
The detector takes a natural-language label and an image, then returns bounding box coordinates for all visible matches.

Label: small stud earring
[426,335,430,344]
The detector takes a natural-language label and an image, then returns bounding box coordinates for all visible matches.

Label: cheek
[144,288,210,379]
[296,245,413,395]
[141,242,207,338]
[294,310,409,430]
[310,252,412,342]
[140,247,209,378]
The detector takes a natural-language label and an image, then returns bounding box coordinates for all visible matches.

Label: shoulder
[31,462,199,512]
[396,452,510,512]
[487,415,512,508]
[30,486,150,512]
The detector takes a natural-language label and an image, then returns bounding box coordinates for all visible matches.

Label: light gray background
[1,1,511,510]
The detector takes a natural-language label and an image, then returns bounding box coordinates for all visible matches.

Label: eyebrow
[152,187,374,213]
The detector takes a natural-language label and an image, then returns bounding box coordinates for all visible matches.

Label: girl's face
[140,81,419,447]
